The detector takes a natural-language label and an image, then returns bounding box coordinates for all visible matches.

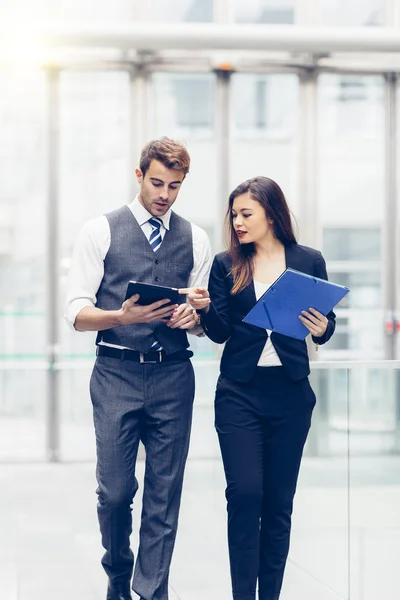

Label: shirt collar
[128,195,171,230]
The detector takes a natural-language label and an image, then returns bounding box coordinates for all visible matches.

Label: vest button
[155,277,160,282]
[154,259,159,264]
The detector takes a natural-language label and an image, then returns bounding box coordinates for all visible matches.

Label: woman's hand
[181,287,211,313]
[299,307,328,338]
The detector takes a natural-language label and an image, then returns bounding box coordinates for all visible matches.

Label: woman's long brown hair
[226,177,297,294]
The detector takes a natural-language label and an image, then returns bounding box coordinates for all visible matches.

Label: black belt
[96,345,193,364]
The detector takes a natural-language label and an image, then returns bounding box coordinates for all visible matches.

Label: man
[65,138,211,600]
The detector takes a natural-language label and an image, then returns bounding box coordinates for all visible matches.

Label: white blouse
[253,280,282,367]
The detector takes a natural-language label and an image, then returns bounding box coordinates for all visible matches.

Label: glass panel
[0,70,47,360]
[286,367,349,597]
[151,73,216,225]
[59,71,131,458]
[151,72,217,358]
[0,69,47,461]
[397,79,400,360]
[151,72,216,222]
[59,71,131,361]
[321,0,385,26]
[323,228,381,263]
[234,0,295,23]
[152,72,214,139]
[349,366,400,599]
[231,73,299,213]
[0,367,47,460]
[188,361,220,458]
[59,362,96,461]
[59,359,221,461]
[152,0,213,22]
[318,75,385,359]
[328,271,381,309]
[0,0,137,23]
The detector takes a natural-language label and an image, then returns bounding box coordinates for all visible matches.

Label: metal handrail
[1,359,400,370]
[1,23,400,53]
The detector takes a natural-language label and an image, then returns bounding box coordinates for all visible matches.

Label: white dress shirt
[254,280,282,367]
[65,196,212,333]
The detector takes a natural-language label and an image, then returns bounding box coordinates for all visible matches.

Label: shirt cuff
[187,324,205,337]
[65,300,95,330]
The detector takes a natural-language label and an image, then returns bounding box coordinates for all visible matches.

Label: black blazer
[200,243,336,383]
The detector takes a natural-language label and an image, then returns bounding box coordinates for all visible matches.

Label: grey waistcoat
[95,205,194,354]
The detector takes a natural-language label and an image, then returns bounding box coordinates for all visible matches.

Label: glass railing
[1,359,399,599]
[294,362,400,600]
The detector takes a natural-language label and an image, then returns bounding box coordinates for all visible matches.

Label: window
[151,72,218,228]
[323,228,381,262]
[233,74,297,136]
[173,80,214,129]
[321,0,384,26]
[321,228,383,358]
[152,0,213,22]
[328,272,381,310]
[231,74,299,214]
[153,73,214,137]
[0,0,137,23]
[234,0,294,24]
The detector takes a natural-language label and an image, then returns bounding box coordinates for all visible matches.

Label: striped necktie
[148,217,163,253]
[148,217,164,351]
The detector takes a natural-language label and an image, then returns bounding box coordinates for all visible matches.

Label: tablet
[125,280,181,307]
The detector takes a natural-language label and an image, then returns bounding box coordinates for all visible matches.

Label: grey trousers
[90,355,195,600]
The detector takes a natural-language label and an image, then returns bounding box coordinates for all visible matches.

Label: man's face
[136,159,185,217]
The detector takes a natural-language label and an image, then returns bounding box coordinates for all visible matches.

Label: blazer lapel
[239,279,257,310]
[285,243,303,271]
[239,279,268,338]
[237,244,304,319]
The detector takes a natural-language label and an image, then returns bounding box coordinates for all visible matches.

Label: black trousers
[215,367,316,600]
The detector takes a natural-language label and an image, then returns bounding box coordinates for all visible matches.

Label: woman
[189,177,335,600]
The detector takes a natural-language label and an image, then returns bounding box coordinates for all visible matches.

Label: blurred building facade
[0,0,400,462]
[2,4,400,599]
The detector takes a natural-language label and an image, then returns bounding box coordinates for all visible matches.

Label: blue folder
[242,268,349,340]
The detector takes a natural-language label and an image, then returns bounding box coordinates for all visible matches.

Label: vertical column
[214,0,235,23]
[383,73,398,359]
[298,68,319,360]
[297,0,320,25]
[130,61,150,197]
[133,0,152,20]
[385,0,400,26]
[385,3,400,355]
[46,67,60,462]
[298,69,319,249]
[214,66,232,252]
[130,61,152,459]
[214,2,234,252]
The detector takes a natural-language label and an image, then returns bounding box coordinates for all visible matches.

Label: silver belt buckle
[139,351,163,364]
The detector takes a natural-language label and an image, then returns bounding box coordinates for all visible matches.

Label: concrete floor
[1,455,400,600]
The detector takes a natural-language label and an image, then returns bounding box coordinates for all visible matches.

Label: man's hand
[119,294,178,325]
[74,295,178,332]
[167,303,197,330]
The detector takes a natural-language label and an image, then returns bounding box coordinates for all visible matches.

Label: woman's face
[231,192,273,245]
